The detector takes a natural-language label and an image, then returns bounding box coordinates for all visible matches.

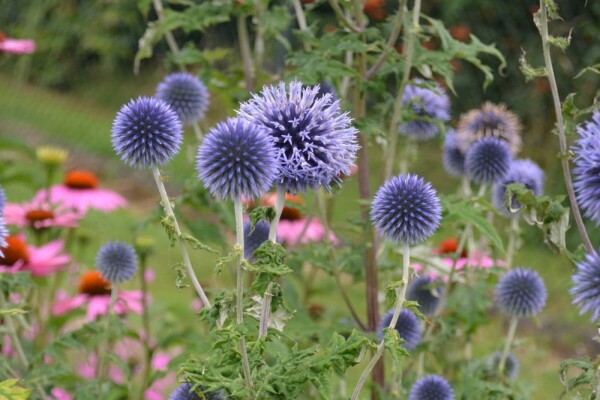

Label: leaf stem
[498,316,519,375]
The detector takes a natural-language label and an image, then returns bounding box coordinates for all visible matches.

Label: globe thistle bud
[494,267,546,318]
[464,137,512,184]
[112,97,183,168]
[492,159,544,214]
[487,351,520,380]
[371,174,441,246]
[156,73,210,125]
[238,80,359,193]
[95,241,138,284]
[36,145,69,167]
[407,276,442,316]
[196,117,277,200]
[169,383,226,400]
[573,112,600,225]
[244,220,270,259]
[399,80,450,141]
[379,309,422,351]
[409,374,455,400]
[570,250,600,322]
[442,130,465,177]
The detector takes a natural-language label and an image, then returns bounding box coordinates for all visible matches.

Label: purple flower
[371,174,441,245]
[96,241,138,284]
[112,97,183,168]
[244,220,270,259]
[169,383,226,400]
[399,80,450,141]
[464,137,512,184]
[409,375,454,400]
[156,72,210,125]
[570,250,600,322]
[379,309,422,351]
[0,217,7,257]
[442,130,465,177]
[493,159,544,213]
[573,112,600,225]
[495,267,546,318]
[238,81,359,193]
[488,351,520,380]
[407,276,442,316]
[196,117,277,200]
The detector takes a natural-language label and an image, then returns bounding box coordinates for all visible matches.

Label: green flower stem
[538,0,594,253]
[151,166,211,307]
[291,0,311,51]
[233,198,255,393]
[97,285,118,396]
[505,217,520,270]
[237,13,255,91]
[328,0,362,33]
[498,316,519,375]
[253,0,266,68]
[139,255,152,399]
[351,244,411,400]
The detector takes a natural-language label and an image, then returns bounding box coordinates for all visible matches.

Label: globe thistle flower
[112,97,183,168]
[379,309,422,351]
[196,117,277,200]
[492,159,545,213]
[407,276,442,316]
[570,250,600,322]
[487,351,520,380]
[370,174,441,246]
[456,102,522,154]
[238,80,359,193]
[169,383,226,400]
[409,375,454,400]
[95,241,138,284]
[399,80,450,141]
[573,112,600,225]
[464,137,512,184]
[244,220,270,259]
[494,267,546,318]
[156,72,210,125]
[317,80,338,101]
[442,130,465,177]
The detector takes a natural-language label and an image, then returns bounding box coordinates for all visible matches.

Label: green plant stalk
[383,0,422,181]
[498,316,519,375]
[291,0,311,51]
[351,244,411,400]
[234,198,255,393]
[328,0,362,33]
[97,285,118,396]
[139,254,152,400]
[254,0,266,68]
[151,166,211,307]
[538,1,594,254]
[237,13,255,91]
[505,217,519,270]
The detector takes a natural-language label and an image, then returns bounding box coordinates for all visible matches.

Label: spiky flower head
[0,217,7,258]
[407,276,442,316]
[169,383,226,400]
[371,174,441,246]
[456,102,522,154]
[409,375,455,400]
[495,267,546,318]
[399,80,451,141]
[573,112,600,225]
[95,241,138,284]
[442,130,465,177]
[36,145,69,167]
[487,351,520,380]
[112,96,183,168]
[238,80,359,193]
[464,137,512,184]
[156,72,210,125]
[379,309,422,351]
[492,159,545,214]
[196,117,277,200]
[317,80,338,101]
[244,220,270,259]
[570,250,600,322]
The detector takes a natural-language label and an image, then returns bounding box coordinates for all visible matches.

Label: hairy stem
[237,13,255,91]
[151,166,211,307]
[498,316,519,375]
[539,1,594,253]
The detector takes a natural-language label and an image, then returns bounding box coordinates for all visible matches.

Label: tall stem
[139,255,152,399]
[539,1,594,253]
[254,0,266,68]
[97,285,118,395]
[151,166,211,307]
[237,13,255,91]
[234,198,255,392]
[505,217,519,270]
[498,316,519,375]
[351,244,411,400]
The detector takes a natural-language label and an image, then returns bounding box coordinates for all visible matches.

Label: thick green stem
[254,0,266,68]
[237,13,255,91]
[498,316,519,375]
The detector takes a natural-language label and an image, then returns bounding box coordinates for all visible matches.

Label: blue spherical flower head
[112,97,183,168]
[407,276,442,316]
[442,130,465,177]
[465,137,512,184]
[238,80,359,193]
[493,159,545,214]
[244,220,270,259]
[495,267,546,318]
[573,112,600,225]
[317,80,338,101]
[379,309,422,351]
[488,351,520,380]
[371,174,441,246]
[0,217,7,258]
[570,250,600,322]
[169,383,226,400]
[197,117,277,200]
[399,80,451,141]
[95,241,138,284]
[409,375,454,400]
[156,73,210,125]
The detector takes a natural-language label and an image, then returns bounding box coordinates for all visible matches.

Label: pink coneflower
[4,199,82,230]
[52,271,145,320]
[0,33,35,54]
[0,235,71,277]
[34,170,127,213]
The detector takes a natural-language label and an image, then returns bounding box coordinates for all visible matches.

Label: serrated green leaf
[548,30,571,51]
[519,49,546,81]
[0,308,29,316]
